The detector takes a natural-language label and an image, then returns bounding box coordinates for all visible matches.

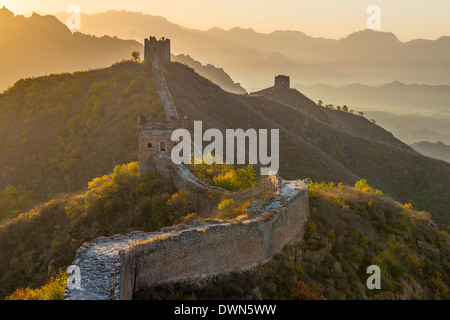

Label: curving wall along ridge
[119,179,309,300]
[64,179,309,300]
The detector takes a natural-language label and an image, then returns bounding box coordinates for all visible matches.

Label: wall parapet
[64,179,309,300]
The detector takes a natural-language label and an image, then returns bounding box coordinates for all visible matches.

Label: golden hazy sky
[2,0,449,41]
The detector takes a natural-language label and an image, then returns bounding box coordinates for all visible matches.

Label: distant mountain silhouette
[54,10,450,90]
[172,54,246,94]
[0,7,247,95]
[0,7,142,91]
[396,129,450,146]
[411,141,450,163]
[362,111,450,145]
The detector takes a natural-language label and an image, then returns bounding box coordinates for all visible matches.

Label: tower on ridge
[138,114,188,174]
[274,75,290,89]
[144,36,171,62]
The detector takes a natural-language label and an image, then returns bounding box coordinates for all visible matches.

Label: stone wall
[144,36,171,63]
[119,179,309,300]
[64,179,309,300]
[274,75,290,89]
[138,117,188,174]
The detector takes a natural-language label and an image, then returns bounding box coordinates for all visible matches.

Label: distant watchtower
[274,75,290,89]
[138,114,188,173]
[144,36,171,62]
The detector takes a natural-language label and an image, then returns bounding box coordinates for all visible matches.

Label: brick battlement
[144,36,171,62]
[274,75,290,89]
[138,115,188,131]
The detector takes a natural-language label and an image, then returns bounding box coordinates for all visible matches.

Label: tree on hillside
[342,105,348,112]
[131,51,140,62]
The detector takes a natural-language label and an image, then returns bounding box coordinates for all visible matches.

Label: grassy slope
[0,163,180,298]
[0,59,449,226]
[0,61,449,298]
[164,62,450,229]
[135,184,450,300]
[0,61,162,220]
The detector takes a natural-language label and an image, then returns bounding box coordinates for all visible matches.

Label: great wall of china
[63,37,310,300]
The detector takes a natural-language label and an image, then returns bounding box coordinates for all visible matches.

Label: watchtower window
[148,142,152,148]
[160,141,166,152]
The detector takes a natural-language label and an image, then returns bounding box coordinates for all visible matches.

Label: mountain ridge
[0,59,449,300]
[0,7,142,91]
[51,9,450,89]
[1,59,449,228]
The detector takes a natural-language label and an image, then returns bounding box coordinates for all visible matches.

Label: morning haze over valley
[0,0,449,304]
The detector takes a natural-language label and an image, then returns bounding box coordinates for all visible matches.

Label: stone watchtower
[274,75,290,89]
[144,36,171,62]
[138,114,188,173]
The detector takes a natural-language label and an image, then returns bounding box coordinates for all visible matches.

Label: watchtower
[138,114,188,173]
[274,75,290,89]
[144,36,171,62]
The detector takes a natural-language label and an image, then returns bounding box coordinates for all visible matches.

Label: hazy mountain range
[295,81,450,115]
[0,7,141,91]
[1,7,449,149]
[53,10,450,91]
[411,141,450,163]
[1,60,449,231]
[1,7,449,299]
[171,54,246,94]
[361,111,450,145]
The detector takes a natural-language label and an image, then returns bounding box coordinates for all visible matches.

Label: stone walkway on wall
[151,54,179,120]
[64,179,307,300]
[64,232,158,300]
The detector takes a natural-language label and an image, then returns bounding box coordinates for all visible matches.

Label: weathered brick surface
[63,179,308,300]
[119,180,308,299]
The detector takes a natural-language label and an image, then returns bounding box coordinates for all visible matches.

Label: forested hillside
[0,61,162,223]
[1,60,449,299]
[1,60,449,229]
[136,182,450,300]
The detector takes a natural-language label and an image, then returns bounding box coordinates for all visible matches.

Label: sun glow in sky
[1,0,449,41]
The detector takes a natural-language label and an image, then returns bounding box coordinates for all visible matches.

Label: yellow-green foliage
[213,165,258,191]
[0,162,197,299]
[0,61,163,223]
[305,181,449,299]
[353,178,384,195]
[147,180,450,300]
[5,270,67,300]
[308,180,335,191]
[403,203,414,210]
[190,156,258,191]
[190,158,264,220]
[216,198,254,220]
[354,178,372,193]
[218,199,235,210]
